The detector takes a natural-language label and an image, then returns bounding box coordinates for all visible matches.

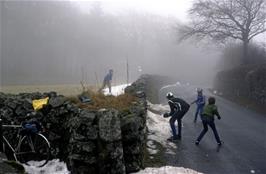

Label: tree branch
[249,28,266,40]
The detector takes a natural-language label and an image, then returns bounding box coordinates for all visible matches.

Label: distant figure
[163,92,190,141]
[195,96,222,146]
[191,88,206,123]
[99,69,113,93]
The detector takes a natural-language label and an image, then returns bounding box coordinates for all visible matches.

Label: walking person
[163,92,190,141]
[195,96,222,146]
[191,88,206,123]
[98,69,113,93]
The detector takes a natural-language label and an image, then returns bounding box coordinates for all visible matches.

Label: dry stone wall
[0,75,150,174]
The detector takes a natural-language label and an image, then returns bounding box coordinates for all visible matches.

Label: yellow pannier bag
[32,97,49,111]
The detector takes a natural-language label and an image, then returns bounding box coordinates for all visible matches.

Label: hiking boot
[167,136,178,142]
[195,141,199,145]
[176,135,181,140]
[167,136,173,141]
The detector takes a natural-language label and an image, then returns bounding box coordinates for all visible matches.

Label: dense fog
[0,1,221,87]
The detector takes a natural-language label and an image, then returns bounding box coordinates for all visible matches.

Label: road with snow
[146,84,266,174]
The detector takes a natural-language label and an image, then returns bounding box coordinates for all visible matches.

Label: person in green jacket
[195,96,222,146]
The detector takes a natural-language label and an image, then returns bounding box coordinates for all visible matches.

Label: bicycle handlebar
[2,125,22,128]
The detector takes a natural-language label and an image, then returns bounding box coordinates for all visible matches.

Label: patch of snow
[148,101,170,114]
[103,84,130,96]
[148,148,159,155]
[23,159,69,174]
[147,110,172,145]
[134,166,203,174]
[147,140,158,154]
[146,103,177,153]
[147,140,156,149]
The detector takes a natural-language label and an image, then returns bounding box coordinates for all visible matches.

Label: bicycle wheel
[16,133,50,167]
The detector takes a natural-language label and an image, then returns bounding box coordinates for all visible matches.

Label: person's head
[208,97,216,105]
[109,69,113,74]
[166,92,174,100]
[197,88,203,95]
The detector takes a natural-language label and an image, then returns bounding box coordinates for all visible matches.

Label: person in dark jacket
[191,88,206,123]
[164,92,190,141]
[195,96,222,146]
[99,69,113,93]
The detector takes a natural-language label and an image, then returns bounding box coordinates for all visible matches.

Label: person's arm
[168,101,175,116]
[191,97,198,105]
[191,100,196,105]
[168,100,179,116]
[214,106,221,120]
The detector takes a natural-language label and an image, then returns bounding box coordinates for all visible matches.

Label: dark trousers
[169,107,189,138]
[99,80,111,93]
[170,116,182,137]
[196,118,221,143]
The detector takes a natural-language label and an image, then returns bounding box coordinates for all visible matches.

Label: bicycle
[0,118,51,167]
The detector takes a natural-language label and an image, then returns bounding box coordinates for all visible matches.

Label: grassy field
[0,84,98,96]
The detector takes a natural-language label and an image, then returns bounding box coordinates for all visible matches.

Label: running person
[195,96,222,146]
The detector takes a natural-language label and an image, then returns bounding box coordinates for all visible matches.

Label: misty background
[0,1,232,87]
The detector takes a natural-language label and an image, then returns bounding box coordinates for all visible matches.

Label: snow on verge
[23,159,70,174]
[146,102,173,146]
[146,103,177,156]
[144,103,203,174]
[146,110,171,146]
[103,84,130,96]
[134,166,203,174]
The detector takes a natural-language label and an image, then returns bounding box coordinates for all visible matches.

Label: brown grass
[67,90,137,112]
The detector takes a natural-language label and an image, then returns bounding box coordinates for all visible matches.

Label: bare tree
[179,0,266,63]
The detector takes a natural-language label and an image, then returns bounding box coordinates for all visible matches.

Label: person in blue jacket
[99,69,113,93]
[191,88,206,123]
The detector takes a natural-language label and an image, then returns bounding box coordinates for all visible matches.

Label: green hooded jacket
[202,104,220,118]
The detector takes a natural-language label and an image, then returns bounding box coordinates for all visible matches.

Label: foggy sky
[0,1,221,87]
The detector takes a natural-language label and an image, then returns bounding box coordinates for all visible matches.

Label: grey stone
[98,110,122,142]
[49,96,66,108]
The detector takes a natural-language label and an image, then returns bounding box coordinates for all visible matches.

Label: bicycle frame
[0,118,51,167]
[0,119,23,161]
